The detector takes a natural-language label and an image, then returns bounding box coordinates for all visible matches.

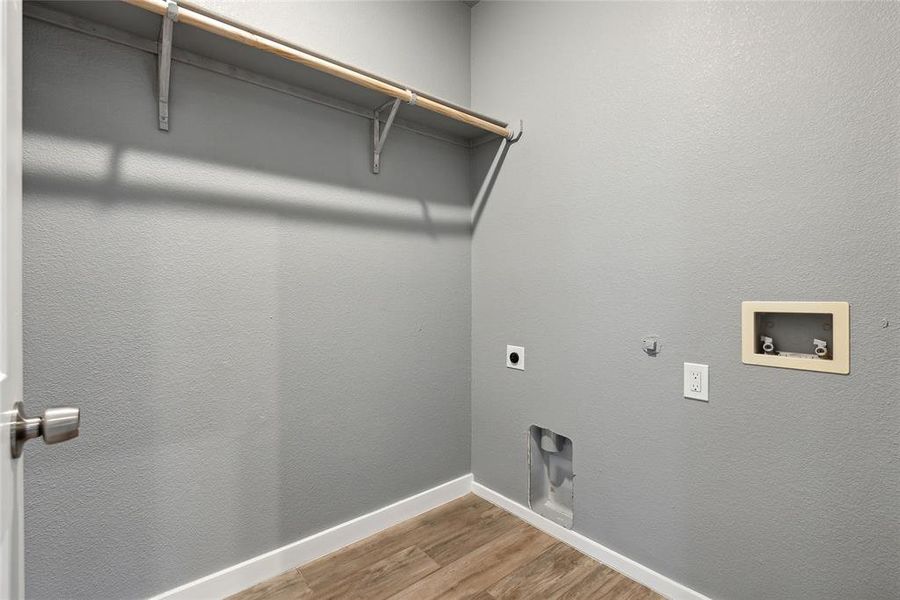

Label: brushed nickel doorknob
[9,402,80,458]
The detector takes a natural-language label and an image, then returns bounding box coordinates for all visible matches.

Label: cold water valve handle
[813,338,828,358]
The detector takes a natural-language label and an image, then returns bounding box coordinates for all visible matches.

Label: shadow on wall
[470,138,512,229]
[23,120,512,237]
[23,130,477,237]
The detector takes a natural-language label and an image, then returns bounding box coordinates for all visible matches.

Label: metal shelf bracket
[372,97,402,174]
[157,0,178,130]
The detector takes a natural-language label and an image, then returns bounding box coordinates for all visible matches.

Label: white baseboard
[472,481,712,600]
[150,474,473,600]
[151,474,709,600]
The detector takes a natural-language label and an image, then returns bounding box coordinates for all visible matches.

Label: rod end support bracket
[506,119,524,143]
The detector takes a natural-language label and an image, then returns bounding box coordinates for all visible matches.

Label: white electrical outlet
[507,345,524,370]
[683,362,709,401]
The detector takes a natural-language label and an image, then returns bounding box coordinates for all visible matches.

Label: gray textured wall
[470,3,899,600]
[22,9,471,599]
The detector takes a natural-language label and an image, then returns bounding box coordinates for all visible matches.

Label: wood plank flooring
[228,494,662,600]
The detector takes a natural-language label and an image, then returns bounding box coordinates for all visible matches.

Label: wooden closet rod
[122,0,512,139]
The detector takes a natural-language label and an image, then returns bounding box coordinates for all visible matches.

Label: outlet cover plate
[507,345,525,370]
[684,362,709,401]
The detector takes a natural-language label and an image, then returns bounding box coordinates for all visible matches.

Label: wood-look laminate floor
[228,494,663,600]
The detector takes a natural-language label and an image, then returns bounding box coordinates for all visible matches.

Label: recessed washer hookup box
[741,301,850,374]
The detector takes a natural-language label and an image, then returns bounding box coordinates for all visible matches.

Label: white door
[2,5,80,597]
[1,1,25,598]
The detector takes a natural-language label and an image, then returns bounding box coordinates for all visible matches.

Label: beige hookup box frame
[741,301,850,374]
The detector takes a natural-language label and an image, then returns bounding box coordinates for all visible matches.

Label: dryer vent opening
[528,426,573,528]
